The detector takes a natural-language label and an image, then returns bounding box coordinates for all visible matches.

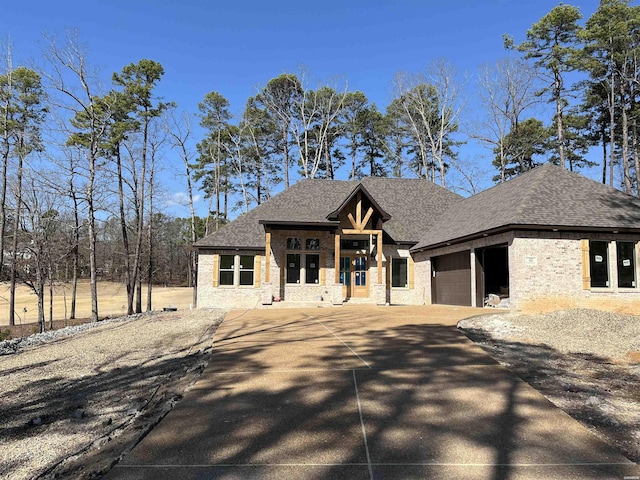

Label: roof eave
[194,245,266,251]
[259,220,340,229]
[411,223,640,253]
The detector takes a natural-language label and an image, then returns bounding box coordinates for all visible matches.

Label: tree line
[193,0,640,205]
[2,0,639,331]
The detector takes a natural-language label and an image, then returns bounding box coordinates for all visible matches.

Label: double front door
[340,254,369,298]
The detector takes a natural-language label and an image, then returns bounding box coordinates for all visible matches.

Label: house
[193,164,640,312]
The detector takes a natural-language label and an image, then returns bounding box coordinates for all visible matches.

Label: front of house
[194,165,640,312]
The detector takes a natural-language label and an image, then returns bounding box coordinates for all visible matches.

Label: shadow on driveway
[105,308,637,480]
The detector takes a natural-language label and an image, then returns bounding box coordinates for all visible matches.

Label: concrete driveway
[105,306,637,479]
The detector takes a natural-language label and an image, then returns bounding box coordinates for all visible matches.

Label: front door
[341,254,369,298]
[352,255,369,297]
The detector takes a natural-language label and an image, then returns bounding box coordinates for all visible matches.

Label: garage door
[432,251,471,306]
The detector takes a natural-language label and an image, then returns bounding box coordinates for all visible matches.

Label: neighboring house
[194,164,640,311]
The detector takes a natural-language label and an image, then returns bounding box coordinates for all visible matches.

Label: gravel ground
[0,308,226,480]
[459,309,640,464]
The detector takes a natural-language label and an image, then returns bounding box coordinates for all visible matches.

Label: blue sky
[1,0,603,218]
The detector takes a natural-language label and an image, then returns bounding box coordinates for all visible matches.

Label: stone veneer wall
[384,246,425,305]
[510,230,640,312]
[269,229,335,304]
[196,249,264,309]
[412,230,640,312]
[197,229,398,308]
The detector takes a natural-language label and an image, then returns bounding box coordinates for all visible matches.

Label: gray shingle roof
[359,177,462,243]
[193,177,462,249]
[412,163,640,251]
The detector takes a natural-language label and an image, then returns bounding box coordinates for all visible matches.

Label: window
[217,254,258,287]
[287,237,301,250]
[239,255,254,286]
[392,257,408,288]
[339,256,351,286]
[306,254,320,284]
[341,239,369,251]
[589,241,609,288]
[354,256,367,286]
[306,238,320,250]
[219,255,235,286]
[617,242,636,288]
[287,253,301,283]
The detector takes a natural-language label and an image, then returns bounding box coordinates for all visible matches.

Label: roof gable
[327,183,390,222]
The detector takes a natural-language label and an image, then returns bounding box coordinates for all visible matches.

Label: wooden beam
[334,233,341,284]
[356,192,362,229]
[377,232,383,284]
[347,212,358,229]
[265,231,271,283]
[341,229,382,235]
[361,207,374,229]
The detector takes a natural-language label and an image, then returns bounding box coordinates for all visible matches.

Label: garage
[475,245,509,306]
[431,251,471,306]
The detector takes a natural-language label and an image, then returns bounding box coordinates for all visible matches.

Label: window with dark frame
[306,254,320,284]
[392,257,408,288]
[286,253,301,283]
[239,255,255,286]
[219,255,235,286]
[616,241,636,288]
[589,241,609,288]
[340,239,369,251]
[306,238,320,250]
[287,237,301,250]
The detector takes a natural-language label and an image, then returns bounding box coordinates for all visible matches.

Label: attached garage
[431,251,471,306]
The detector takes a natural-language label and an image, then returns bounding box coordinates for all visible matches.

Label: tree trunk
[116,146,134,315]
[146,220,152,312]
[88,162,99,322]
[70,189,79,320]
[146,151,155,312]
[0,137,9,279]
[133,120,148,314]
[283,124,290,188]
[609,69,615,188]
[621,81,632,194]
[48,263,53,330]
[185,157,197,308]
[0,67,11,280]
[37,269,45,333]
[8,154,23,326]
[215,133,221,231]
[554,71,566,169]
[601,124,607,185]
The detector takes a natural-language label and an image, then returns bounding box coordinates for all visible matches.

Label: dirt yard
[458,309,640,464]
[0,308,225,480]
[0,281,194,327]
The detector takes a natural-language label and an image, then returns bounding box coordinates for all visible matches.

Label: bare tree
[164,110,198,306]
[292,71,347,178]
[145,119,166,311]
[18,172,61,332]
[472,57,539,182]
[0,42,13,280]
[43,30,111,322]
[390,60,463,186]
[256,73,302,188]
[38,146,83,320]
